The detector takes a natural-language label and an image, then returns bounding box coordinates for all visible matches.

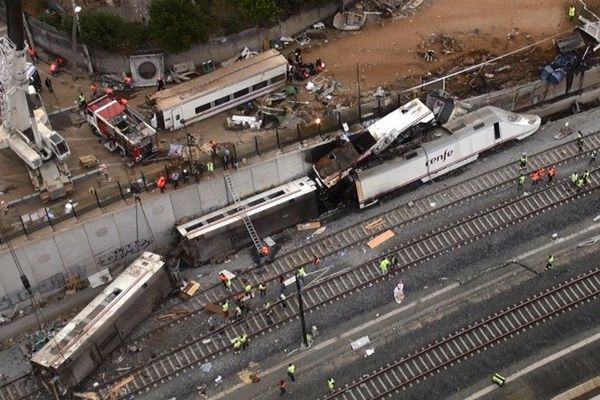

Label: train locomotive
[176,103,541,265]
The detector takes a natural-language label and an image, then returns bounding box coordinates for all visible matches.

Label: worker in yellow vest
[568,5,576,22]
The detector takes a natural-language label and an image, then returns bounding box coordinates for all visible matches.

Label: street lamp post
[180,119,195,182]
[71,4,82,81]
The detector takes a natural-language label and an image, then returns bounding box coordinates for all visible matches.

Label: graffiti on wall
[96,238,154,267]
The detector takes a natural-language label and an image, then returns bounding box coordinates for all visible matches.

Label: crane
[0,0,73,202]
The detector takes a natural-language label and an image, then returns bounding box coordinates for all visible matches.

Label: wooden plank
[205,303,226,317]
[367,230,395,249]
[365,218,385,230]
[182,280,201,297]
[297,221,321,231]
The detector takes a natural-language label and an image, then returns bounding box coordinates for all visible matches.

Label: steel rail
[0,375,42,400]
[97,168,600,399]
[324,267,600,400]
[133,132,600,341]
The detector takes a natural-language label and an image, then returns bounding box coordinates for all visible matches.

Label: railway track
[134,132,600,341]
[323,267,600,400]
[0,375,41,400]
[97,167,600,399]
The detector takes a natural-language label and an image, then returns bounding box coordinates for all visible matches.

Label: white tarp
[394,281,405,304]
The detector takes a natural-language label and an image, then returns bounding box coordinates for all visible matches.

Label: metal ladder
[223,170,263,254]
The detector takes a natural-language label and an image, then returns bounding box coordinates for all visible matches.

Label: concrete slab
[169,185,202,221]
[250,160,278,192]
[53,225,97,276]
[230,169,254,199]
[198,177,229,212]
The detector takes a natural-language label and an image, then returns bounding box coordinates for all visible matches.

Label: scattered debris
[73,392,100,400]
[106,376,134,399]
[79,154,99,169]
[226,116,262,130]
[200,362,213,373]
[367,229,395,248]
[351,336,371,350]
[311,226,327,236]
[87,269,113,288]
[297,221,321,231]
[214,375,223,384]
[158,308,190,321]
[364,218,385,230]
[365,348,375,357]
[221,47,258,68]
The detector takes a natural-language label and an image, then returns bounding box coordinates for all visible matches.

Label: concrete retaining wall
[0,148,313,311]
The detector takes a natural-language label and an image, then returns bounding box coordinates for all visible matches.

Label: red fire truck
[86,95,158,165]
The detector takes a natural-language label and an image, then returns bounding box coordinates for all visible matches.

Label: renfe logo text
[426,148,454,166]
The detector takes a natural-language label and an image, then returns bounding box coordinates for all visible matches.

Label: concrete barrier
[0,147,313,310]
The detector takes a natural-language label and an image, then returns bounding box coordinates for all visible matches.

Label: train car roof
[443,106,521,133]
[150,49,288,111]
[31,252,164,370]
[177,177,317,240]
[366,99,433,140]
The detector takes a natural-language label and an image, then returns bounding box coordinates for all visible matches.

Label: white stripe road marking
[464,329,600,400]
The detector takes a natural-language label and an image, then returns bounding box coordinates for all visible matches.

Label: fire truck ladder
[223,170,264,255]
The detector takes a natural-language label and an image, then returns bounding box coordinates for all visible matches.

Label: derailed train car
[31,252,173,397]
[352,106,541,207]
[177,177,318,265]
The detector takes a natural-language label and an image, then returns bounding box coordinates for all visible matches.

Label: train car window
[206,214,224,224]
[248,198,266,207]
[195,103,210,114]
[233,88,250,99]
[405,151,417,160]
[473,122,485,130]
[252,81,268,91]
[268,190,286,199]
[215,95,230,106]
[270,74,286,83]
[494,122,501,140]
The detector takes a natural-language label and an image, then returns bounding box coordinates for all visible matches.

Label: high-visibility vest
[583,171,590,179]
[245,284,252,293]
[222,302,229,312]
[380,258,390,270]
[571,173,579,183]
[264,301,271,310]
[569,6,576,17]
[207,162,214,172]
[233,339,241,349]
[518,175,526,184]
[521,154,527,163]
[287,364,296,374]
[592,150,597,157]
[547,255,555,265]
[297,267,306,277]
[225,279,232,288]
[78,94,85,104]
[576,178,584,187]
[328,378,335,389]
[240,334,247,343]
[235,306,242,315]
[259,284,266,290]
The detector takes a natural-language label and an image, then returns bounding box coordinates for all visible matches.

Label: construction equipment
[0,4,73,201]
[86,94,158,166]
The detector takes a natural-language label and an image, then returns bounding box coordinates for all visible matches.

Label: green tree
[78,10,145,51]
[148,0,210,53]
[240,0,281,27]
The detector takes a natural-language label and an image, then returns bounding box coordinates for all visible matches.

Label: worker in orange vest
[90,82,98,98]
[156,175,167,193]
[537,167,546,179]
[104,87,114,97]
[49,62,58,76]
[530,170,541,185]
[547,165,557,182]
[260,245,270,257]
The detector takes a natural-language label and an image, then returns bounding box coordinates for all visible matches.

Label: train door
[493,122,501,143]
[172,108,184,130]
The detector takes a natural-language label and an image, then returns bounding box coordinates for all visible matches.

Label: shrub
[148,0,210,53]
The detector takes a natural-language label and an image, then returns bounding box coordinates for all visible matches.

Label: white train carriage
[150,49,288,131]
[31,252,173,396]
[177,177,318,265]
[353,106,541,207]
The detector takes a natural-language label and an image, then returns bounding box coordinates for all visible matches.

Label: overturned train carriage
[31,252,173,397]
[177,177,318,265]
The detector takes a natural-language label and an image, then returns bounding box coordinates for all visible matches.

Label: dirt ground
[0,0,581,212]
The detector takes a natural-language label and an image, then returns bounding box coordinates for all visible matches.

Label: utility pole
[295,274,309,347]
[71,2,82,81]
